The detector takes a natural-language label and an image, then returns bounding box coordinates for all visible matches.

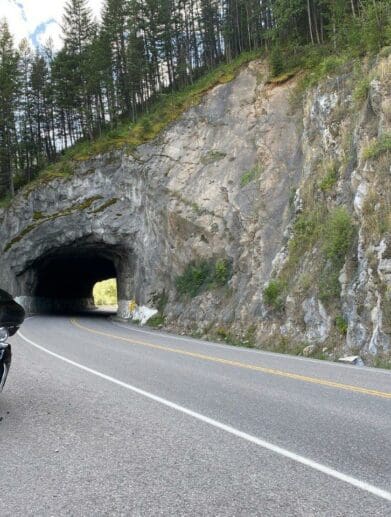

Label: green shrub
[319,208,355,303]
[319,165,338,192]
[318,56,347,76]
[263,279,286,311]
[270,46,284,77]
[280,205,355,304]
[290,210,322,255]
[176,261,212,297]
[176,258,232,298]
[214,258,230,286]
[322,207,355,264]
[335,315,348,335]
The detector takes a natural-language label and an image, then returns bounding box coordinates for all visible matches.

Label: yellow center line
[70,319,391,400]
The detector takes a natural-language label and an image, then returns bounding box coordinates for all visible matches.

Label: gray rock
[302,297,331,343]
[0,56,390,360]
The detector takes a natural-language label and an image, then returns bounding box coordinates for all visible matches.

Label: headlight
[0,327,9,343]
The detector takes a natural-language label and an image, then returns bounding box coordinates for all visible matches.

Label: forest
[0,0,390,200]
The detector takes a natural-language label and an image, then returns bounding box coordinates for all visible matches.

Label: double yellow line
[70,319,391,400]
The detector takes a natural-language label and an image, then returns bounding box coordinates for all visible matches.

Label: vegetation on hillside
[93,278,117,306]
[264,207,356,311]
[0,0,390,201]
[176,258,231,298]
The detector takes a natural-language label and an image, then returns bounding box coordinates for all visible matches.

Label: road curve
[1,314,390,516]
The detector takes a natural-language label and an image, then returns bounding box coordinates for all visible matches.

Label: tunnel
[19,241,134,316]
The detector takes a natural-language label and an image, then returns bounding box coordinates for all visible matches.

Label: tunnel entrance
[23,242,132,315]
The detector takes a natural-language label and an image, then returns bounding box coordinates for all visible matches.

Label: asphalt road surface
[1,314,391,516]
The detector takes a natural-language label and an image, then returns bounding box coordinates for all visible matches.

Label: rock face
[0,55,390,363]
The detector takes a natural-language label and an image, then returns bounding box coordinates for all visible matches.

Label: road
[1,314,391,516]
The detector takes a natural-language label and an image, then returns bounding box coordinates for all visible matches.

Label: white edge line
[110,320,391,375]
[17,328,391,503]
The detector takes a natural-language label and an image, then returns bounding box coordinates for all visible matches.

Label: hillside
[0,50,390,366]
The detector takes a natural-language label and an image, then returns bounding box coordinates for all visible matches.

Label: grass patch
[240,164,262,187]
[363,133,391,160]
[267,70,298,85]
[176,258,231,298]
[372,355,391,369]
[146,313,166,327]
[318,162,339,192]
[300,53,352,90]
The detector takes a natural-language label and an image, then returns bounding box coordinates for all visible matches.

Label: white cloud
[2,0,103,49]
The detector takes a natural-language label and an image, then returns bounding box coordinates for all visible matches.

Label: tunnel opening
[24,242,131,315]
[93,278,118,310]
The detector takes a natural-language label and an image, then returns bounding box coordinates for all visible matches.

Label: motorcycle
[0,289,25,392]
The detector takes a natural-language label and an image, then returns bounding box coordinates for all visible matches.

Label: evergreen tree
[0,19,19,197]
[101,0,132,117]
[61,0,97,140]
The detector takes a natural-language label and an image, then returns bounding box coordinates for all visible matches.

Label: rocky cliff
[0,54,390,364]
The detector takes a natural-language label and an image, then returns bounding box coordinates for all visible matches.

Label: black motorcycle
[0,289,25,391]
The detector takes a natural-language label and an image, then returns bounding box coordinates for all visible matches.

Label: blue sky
[1,0,103,49]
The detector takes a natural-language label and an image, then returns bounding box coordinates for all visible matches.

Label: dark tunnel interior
[35,254,116,299]
[28,243,127,313]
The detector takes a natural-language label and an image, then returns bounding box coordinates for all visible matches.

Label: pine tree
[61,0,97,140]
[101,0,132,118]
[0,19,19,198]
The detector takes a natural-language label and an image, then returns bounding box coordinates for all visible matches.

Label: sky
[1,0,103,49]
